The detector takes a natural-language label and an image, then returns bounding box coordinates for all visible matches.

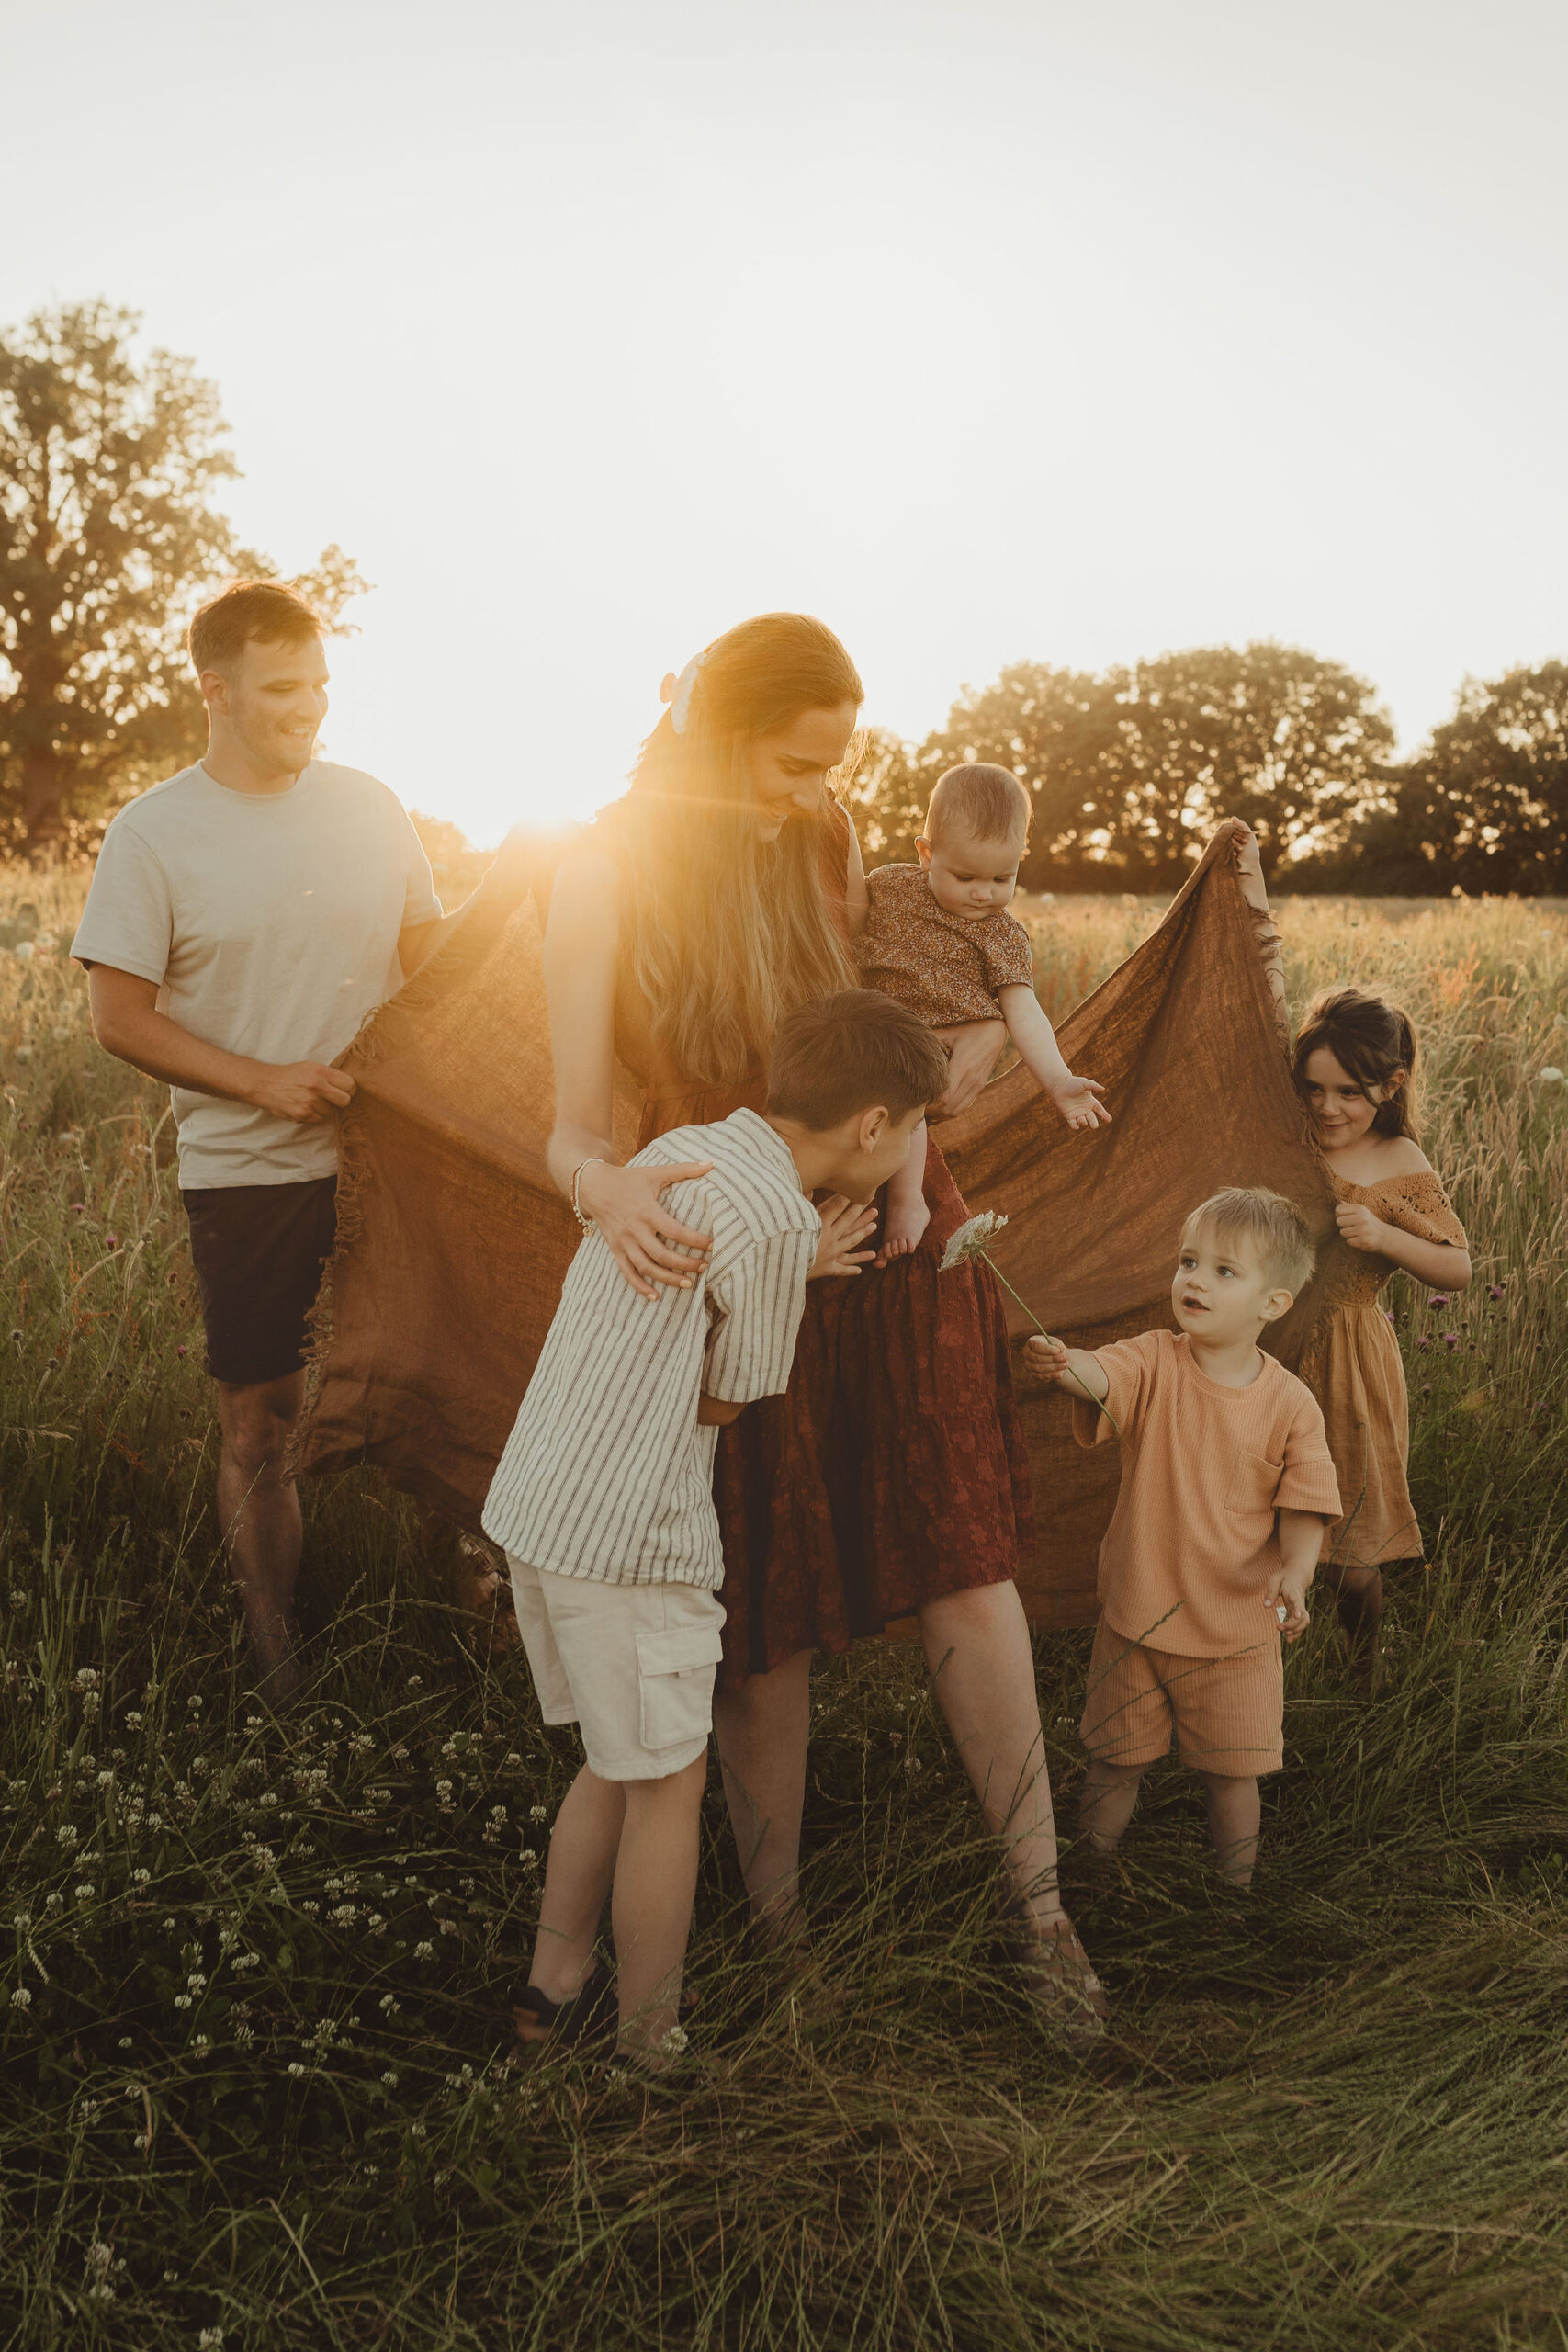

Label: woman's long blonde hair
[599,613,863,1090]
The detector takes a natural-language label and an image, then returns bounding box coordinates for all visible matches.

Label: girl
[1291,988,1472,1670]
[536,612,1106,2043]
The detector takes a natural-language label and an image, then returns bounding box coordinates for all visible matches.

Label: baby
[1026,1187,1341,1888]
[853,763,1110,1257]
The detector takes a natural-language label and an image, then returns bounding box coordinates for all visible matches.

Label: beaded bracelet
[570,1158,605,1229]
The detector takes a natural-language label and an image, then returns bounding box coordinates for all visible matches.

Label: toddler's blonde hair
[1181,1186,1315,1298]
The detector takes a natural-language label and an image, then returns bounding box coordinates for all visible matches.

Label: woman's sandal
[1007,1910,1111,2049]
[510,1967,616,2062]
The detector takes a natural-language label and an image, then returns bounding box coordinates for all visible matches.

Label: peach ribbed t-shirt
[1072,1329,1341,1655]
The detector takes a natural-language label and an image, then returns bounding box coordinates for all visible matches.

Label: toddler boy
[483,990,950,2068]
[1027,1187,1340,1887]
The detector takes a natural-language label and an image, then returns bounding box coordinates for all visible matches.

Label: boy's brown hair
[767,989,950,1129]
[923,763,1032,849]
[1181,1186,1316,1297]
[188,579,325,677]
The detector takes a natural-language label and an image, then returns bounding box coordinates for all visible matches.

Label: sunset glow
[4,0,1564,844]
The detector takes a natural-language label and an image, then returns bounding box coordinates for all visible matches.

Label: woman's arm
[928,1018,1008,1120]
[543,852,716,1301]
[842,812,869,937]
[1227,820,1292,1052]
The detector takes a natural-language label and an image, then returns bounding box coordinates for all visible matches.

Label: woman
[538,611,1105,2040]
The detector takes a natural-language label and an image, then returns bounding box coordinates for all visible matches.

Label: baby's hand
[1024,1334,1070,1383]
[1335,1201,1390,1254]
[877,1194,931,1266]
[1048,1072,1111,1132]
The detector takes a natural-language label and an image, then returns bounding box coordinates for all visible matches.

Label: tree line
[3,301,1565,891]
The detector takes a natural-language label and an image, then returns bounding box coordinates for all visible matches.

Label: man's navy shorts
[181,1178,338,1387]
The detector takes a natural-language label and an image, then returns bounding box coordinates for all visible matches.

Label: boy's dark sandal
[1007,1911,1110,2048]
[511,1969,616,2058]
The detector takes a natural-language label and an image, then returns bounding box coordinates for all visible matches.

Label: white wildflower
[938,1210,1010,1271]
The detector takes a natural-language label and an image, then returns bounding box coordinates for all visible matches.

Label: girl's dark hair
[1292,987,1419,1139]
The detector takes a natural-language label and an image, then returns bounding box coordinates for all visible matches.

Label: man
[73,579,455,1699]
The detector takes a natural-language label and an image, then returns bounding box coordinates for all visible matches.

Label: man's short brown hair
[1180,1186,1316,1297]
[923,763,1032,848]
[767,990,950,1130]
[188,579,325,677]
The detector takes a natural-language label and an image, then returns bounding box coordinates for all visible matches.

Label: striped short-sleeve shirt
[481,1109,821,1590]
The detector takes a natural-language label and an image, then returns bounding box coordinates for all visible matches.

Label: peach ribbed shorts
[1080,1618,1284,1778]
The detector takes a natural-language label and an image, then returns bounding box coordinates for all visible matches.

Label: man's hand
[1335,1201,1392,1253]
[1265,1564,1314,1641]
[1047,1072,1111,1132]
[248,1061,357,1125]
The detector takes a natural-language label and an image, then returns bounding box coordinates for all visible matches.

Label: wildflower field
[3,868,1567,2350]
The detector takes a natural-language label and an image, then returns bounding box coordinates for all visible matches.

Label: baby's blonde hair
[1181,1186,1316,1297]
[923,763,1032,848]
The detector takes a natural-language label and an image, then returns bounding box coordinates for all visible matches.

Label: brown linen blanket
[294,822,1333,1627]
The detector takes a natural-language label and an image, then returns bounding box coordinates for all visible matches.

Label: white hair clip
[667,652,705,736]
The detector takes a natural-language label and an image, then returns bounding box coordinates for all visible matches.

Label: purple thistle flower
[1427,1293,1450,1308]
[1416,1336,1431,1350]
[1441,1331,1460,1348]
[1488,1284,1506,1300]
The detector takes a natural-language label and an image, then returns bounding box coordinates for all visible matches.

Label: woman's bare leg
[917,1580,1062,1928]
[712,1650,814,1943]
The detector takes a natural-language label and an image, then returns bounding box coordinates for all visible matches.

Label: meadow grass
[3,870,1567,2349]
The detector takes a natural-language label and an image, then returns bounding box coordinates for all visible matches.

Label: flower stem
[979,1250,1120,1435]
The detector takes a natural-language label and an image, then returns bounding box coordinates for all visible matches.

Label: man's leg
[712,1649,814,1944]
[918,1581,1063,1928]
[213,1371,307,1698]
[1199,1772,1261,1886]
[1078,1758,1146,1853]
[526,1764,626,2004]
[614,1752,709,2061]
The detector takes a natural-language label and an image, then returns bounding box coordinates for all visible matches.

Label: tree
[909,644,1395,888]
[1402,662,1568,896]
[0,300,364,853]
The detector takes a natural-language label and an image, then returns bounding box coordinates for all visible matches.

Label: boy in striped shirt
[484,991,949,2071]
[1028,1188,1341,1889]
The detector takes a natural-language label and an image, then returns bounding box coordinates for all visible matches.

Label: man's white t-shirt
[72,761,442,1190]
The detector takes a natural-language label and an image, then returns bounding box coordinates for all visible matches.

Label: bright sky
[4,0,1565,845]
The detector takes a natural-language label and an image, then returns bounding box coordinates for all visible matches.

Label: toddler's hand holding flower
[1025,1334,1070,1383]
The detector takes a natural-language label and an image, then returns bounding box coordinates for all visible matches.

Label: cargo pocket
[1224,1452,1283,1515]
[635,1622,725,1754]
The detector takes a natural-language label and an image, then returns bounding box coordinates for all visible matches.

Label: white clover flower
[10,1987,33,2009]
[123,1712,143,1731]
[414,1940,434,1960]
[287,2062,306,2079]
[528,1803,547,1822]
[938,1210,1010,1272]
[198,2327,224,2347]
[174,1995,191,2010]
[74,1883,96,1900]
[381,2070,399,2088]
